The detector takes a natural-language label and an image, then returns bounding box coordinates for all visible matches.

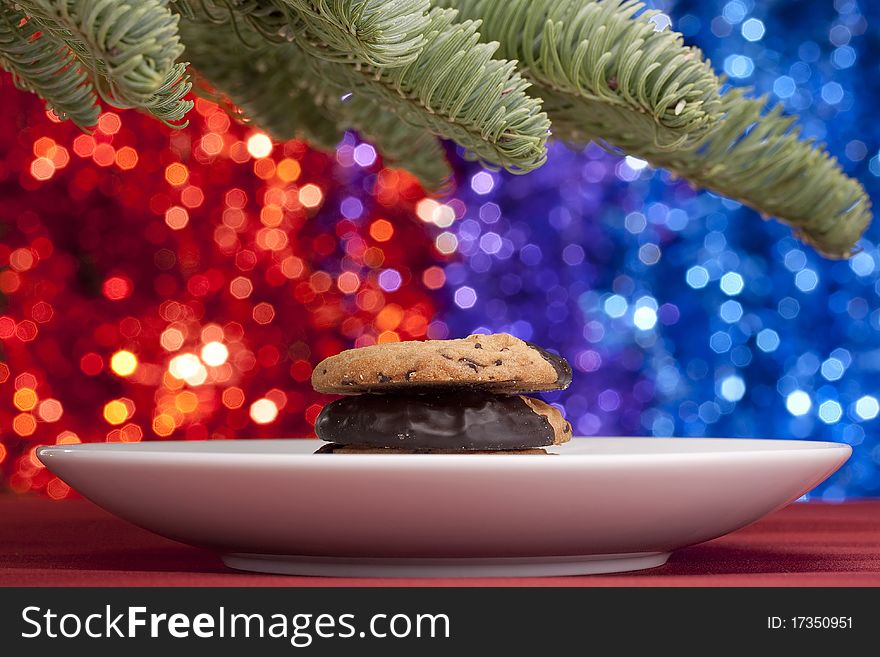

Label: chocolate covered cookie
[314,391,572,450]
[311,333,571,394]
[315,444,548,454]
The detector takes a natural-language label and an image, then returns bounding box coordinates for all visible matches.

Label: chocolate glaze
[314,443,549,455]
[524,342,572,389]
[314,391,556,450]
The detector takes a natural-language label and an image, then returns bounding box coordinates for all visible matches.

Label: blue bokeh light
[437,1,880,497]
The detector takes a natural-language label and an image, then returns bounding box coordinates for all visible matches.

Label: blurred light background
[0,0,877,499]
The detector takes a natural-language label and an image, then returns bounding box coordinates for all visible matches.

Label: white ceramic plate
[37,438,850,578]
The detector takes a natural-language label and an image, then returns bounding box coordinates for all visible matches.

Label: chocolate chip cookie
[311,333,571,394]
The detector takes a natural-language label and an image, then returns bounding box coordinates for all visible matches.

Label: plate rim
[37,437,853,468]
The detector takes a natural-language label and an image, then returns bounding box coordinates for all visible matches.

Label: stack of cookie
[311,333,572,454]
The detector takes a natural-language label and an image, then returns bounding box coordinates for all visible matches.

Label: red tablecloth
[1,495,878,586]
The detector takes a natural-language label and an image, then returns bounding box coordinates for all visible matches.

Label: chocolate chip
[322,369,327,374]
[500,347,509,352]
[378,374,392,383]
[494,359,502,366]
[405,370,416,380]
[474,343,482,349]
[458,357,480,371]
[564,422,572,433]
[341,379,355,386]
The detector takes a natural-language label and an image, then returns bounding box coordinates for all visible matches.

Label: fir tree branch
[435,0,723,150]
[0,4,100,128]
[440,0,869,256]
[180,4,548,175]
[13,0,193,125]
[183,0,430,68]
[655,90,870,258]
[181,13,452,189]
[339,94,453,191]
[180,16,343,150]
[182,0,291,47]
[544,84,870,257]
[278,0,431,67]
[309,7,550,174]
[0,0,869,255]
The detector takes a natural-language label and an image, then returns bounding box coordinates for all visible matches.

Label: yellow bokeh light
[246,133,273,159]
[56,431,81,445]
[201,341,229,366]
[152,413,176,437]
[33,136,55,157]
[369,219,394,242]
[13,387,38,411]
[416,198,439,223]
[378,330,401,344]
[13,413,37,436]
[103,399,131,425]
[164,162,189,186]
[168,353,201,380]
[260,204,283,227]
[277,158,301,182]
[162,372,183,392]
[185,364,208,387]
[115,146,139,170]
[415,199,454,226]
[110,350,138,376]
[431,204,455,228]
[298,184,323,208]
[175,391,199,413]
[0,443,6,464]
[376,304,405,331]
[250,398,279,424]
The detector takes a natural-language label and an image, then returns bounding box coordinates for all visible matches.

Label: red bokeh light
[0,74,444,497]
[102,276,133,301]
